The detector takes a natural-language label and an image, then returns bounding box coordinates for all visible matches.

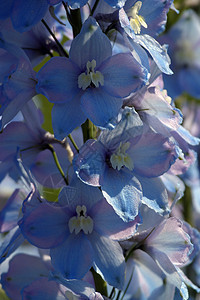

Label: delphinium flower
[0,0,200,298]
[1,252,98,299]
[73,107,178,221]
[0,15,58,67]
[0,101,71,186]
[36,16,148,139]
[0,39,37,129]
[160,9,200,99]
[0,0,62,32]
[95,0,174,74]
[19,176,141,290]
[124,67,200,177]
[122,211,198,299]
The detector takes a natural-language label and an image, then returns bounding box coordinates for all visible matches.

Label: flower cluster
[0,1,200,300]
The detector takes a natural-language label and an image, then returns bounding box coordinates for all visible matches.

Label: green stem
[90,268,108,296]
[62,2,82,38]
[47,144,68,185]
[41,19,69,57]
[68,134,79,153]
[81,119,97,142]
[182,184,193,226]
[69,8,82,37]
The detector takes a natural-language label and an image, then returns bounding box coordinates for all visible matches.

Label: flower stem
[62,2,82,37]
[41,19,69,57]
[90,267,108,296]
[91,0,100,15]
[81,119,97,142]
[47,144,68,185]
[68,134,79,153]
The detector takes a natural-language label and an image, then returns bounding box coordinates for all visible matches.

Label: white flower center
[110,142,134,171]
[127,1,148,35]
[78,59,104,90]
[68,205,93,235]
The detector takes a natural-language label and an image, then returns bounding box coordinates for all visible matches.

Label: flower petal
[90,231,125,289]
[81,88,122,128]
[50,233,94,279]
[69,17,112,70]
[102,169,142,222]
[12,0,48,32]
[36,57,81,104]
[101,53,148,97]
[52,98,86,140]
[19,202,69,249]
[91,198,141,240]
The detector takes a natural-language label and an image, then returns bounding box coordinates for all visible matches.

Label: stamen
[68,205,93,235]
[110,142,134,171]
[127,1,148,34]
[78,59,104,90]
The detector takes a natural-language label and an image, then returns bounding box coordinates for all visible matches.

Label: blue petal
[11,0,48,32]
[69,17,112,70]
[0,87,36,129]
[59,178,103,211]
[50,233,94,279]
[73,139,106,187]
[1,254,49,300]
[91,198,141,240]
[138,176,170,215]
[124,249,165,298]
[0,227,24,264]
[89,231,125,289]
[81,88,123,129]
[139,0,173,36]
[36,57,81,104]
[19,202,70,249]
[22,277,65,300]
[0,189,22,232]
[52,98,86,140]
[99,107,143,148]
[131,131,178,177]
[100,53,148,98]
[135,34,173,75]
[102,168,142,222]
[0,0,13,19]
[50,271,95,298]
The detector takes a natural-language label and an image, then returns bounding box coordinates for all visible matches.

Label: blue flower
[0,38,37,129]
[160,10,200,99]
[0,101,70,186]
[19,177,140,289]
[96,0,174,74]
[0,0,62,32]
[73,108,178,221]
[36,16,148,140]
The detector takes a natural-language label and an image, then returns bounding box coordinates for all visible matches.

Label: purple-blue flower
[19,177,140,289]
[73,108,178,221]
[160,9,200,99]
[95,0,174,74]
[0,38,36,129]
[36,16,148,139]
[0,0,62,32]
